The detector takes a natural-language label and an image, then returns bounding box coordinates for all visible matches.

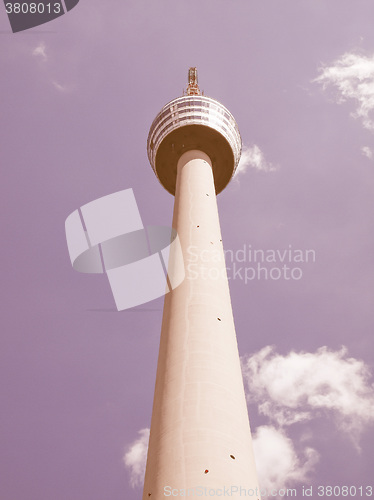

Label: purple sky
[1,1,373,499]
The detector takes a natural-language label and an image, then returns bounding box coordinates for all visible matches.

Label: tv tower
[143,69,260,498]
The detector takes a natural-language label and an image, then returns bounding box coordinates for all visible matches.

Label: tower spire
[186,66,201,95]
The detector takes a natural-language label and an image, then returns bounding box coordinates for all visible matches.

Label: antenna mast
[186,67,201,95]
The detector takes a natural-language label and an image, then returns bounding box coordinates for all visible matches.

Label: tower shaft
[143,151,260,498]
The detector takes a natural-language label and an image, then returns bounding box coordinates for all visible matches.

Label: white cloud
[31,44,72,93]
[361,146,373,160]
[123,428,149,488]
[52,81,69,93]
[32,42,47,62]
[253,425,318,495]
[236,145,277,177]
[125,347,374,490]
[242,346,374,447]
[314,52,374,131]
[125,425,317,494]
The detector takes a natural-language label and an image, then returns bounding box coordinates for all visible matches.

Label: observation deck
[147,93,242,195]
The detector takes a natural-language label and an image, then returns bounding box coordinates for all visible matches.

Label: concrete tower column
[143,70,261,499]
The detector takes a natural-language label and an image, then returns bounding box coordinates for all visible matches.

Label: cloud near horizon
[52,80,70,92]
[123,424,318,495]
[362,146,373,160]
[31,42,71,93]
[242,345,374,447]
[314,51,374,131]
[252,425,319,494]
[123,428,149,488]
[124,346,374,490]
[236,144,277,177]
[32,41,47,62]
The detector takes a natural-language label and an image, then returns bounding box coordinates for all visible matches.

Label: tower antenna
[186,66,201,95]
